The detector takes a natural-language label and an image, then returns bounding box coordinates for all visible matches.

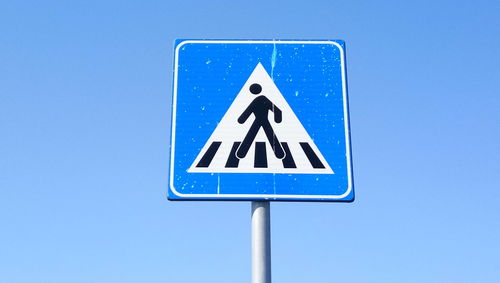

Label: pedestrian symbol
[188,63,334,174]
[237,83,284,160]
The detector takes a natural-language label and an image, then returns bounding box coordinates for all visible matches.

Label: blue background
[171,40,353,200]
[1,1,499,282]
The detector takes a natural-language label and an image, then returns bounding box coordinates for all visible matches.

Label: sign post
[169,39,354,282]
[251,201,271,283]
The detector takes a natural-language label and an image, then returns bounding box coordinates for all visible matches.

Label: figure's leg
[262,120,285,159]
[236,122,261,159]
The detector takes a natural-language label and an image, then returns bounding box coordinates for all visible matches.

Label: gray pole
[251,201,271,283]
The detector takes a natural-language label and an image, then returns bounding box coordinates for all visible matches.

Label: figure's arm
[272,105,282,123]
[238,103,254,124]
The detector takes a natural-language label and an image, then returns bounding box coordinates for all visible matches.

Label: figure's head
[249,83,262,95]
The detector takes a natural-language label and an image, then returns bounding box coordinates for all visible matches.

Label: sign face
[168,39,354,201]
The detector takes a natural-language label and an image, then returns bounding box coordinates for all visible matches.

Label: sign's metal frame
[169,39,354,202]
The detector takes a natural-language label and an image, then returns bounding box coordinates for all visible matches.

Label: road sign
[168,39,354,201]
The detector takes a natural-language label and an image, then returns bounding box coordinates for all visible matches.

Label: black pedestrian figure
[236,83,285,159]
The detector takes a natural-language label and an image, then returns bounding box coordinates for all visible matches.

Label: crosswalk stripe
[281,142,297,168]
[299,142,325,169]
[196,141,222,168]
[254,142,268,168]
[225,142,241,168]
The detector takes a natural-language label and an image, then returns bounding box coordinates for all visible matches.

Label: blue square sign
[168,39,354,201]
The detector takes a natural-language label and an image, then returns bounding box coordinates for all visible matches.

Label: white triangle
[188,63,334,174]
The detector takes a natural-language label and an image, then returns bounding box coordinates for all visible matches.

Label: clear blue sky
[1,1,499,282]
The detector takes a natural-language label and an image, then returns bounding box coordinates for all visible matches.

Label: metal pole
[251,201,271,283]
